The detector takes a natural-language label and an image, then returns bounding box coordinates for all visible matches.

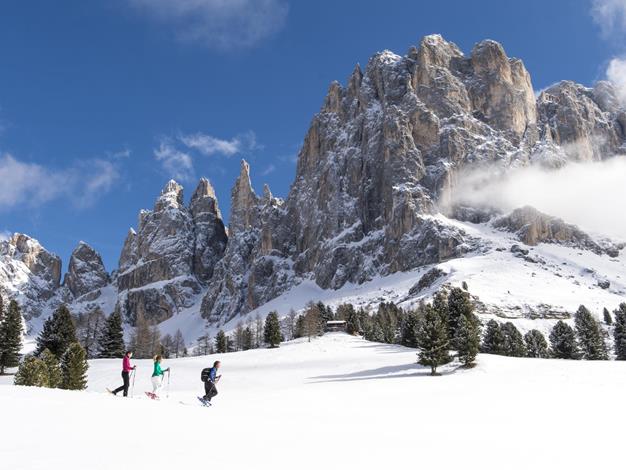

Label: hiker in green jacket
[151,355,169,397]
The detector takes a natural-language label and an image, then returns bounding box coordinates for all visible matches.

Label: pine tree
[61,342,88,390]
[502,322,526,357]
[524,329,549,358]
[447,287,473,345]
[574,305,608,360]
[98,311,125,358]
[603,307,613,326]
[294,315,305,339]
[613,304,626,360]
[35,304,77,359]
[195,332,212,356]
[455,313,480,367]
[549,321,580,359]
[416,305,450,375]
[400,309,421,348]
[264,312,282,348]
[215,330,228,353]
[14,355,48,387]
[481,320,505,355]
[0,299,24,374]
[40,348,62,388]
[242,326,254,350]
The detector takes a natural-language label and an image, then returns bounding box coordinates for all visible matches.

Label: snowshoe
[197,397,212,407]
[145,392,159,400]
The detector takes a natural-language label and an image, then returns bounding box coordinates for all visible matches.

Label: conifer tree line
[0,293,24,375]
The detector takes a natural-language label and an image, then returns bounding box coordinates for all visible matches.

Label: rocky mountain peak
[155,179,184,211]
[190,177,221,219]
[64,241,109,298]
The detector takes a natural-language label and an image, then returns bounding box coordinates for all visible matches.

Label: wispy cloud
[154,141,196,183]
[590,1,626,105]
[0,153,121,211]
[591,0,626,38]
[154,131,259,181]
[126,0,288,50]
[261,164,276,176]
[180,131,258,157]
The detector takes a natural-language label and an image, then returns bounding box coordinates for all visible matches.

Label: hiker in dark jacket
[202,360,221,403]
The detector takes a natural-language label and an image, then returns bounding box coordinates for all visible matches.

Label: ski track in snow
[2,333,626,469]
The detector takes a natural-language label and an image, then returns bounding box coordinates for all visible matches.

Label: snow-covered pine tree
[613,303,626,360]
[98,310,125,358]
[14,355,48,387]
[574,305,608,360]
[502,322,526,357]
[40,348,62,388]
[447,287,473,346]
[61,342,88,390]
[481,320,505,355]
[416,305,450,375]
[215,330,228,353]
[604,308,613,326]
[264,311,282,348]
[455,313,480,367]
[549,321,580,359]
[524,329,549,358]
[35,304,77,359]
[0,299,24,374]
[400,309,421,348]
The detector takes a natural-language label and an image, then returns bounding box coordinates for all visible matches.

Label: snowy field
[2,332,626,470]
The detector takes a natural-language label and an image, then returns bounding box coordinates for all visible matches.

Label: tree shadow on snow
[307,363,460,384]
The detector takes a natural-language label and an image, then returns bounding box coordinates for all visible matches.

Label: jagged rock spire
[229,160,259,234]
[191,177,221,219]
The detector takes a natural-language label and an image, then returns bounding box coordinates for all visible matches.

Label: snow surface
[2,333,626,469]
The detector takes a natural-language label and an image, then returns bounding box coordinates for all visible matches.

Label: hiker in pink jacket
[110,351,136,397]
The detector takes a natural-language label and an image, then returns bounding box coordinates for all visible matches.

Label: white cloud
[606,57,626,104]
[261,164,276,176]
[127,0,288,50]
[448,156,626,240]
[0,230,11,241]
[591,0,626,38]
[155,141,196,183]
[0,153,121,211]
[180,131,258,157]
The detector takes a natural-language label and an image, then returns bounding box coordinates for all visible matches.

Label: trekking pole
[131,368,136,398]
[166,369,171,399]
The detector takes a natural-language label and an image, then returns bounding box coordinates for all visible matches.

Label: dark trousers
[203,381,218,401]
[112,371,130,397]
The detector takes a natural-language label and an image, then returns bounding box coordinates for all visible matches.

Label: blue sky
[0,0,623,271]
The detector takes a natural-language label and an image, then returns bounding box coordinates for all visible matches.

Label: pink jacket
[123,355,133,372]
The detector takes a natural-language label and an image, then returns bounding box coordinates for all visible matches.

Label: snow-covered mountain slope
[2,333,626,470]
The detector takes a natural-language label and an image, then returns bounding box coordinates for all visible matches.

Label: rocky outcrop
[63,242,109,298]
[494,206,620,256]
[116,180,225,324]
[0,233,62,320]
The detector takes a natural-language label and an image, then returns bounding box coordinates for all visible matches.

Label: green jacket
[152,361,164,377]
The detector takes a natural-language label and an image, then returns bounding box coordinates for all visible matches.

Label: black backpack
[201,367,212,382]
